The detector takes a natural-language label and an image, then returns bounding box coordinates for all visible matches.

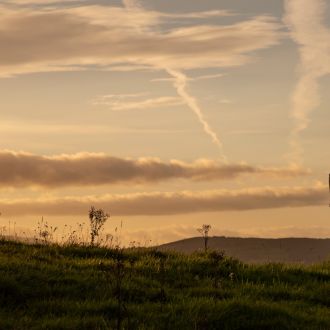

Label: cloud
[0,120,187,135]
[0,185,326,216]
[126,0,225,158]
[192,73,225,81]
[120,0,280,159]
[93,94,183,111]
[0,1,283,160]
[0,1,282,157]
[284,0,330,164]
[152,73,224,83]
[0,151,309,188]
[0,4,283,77]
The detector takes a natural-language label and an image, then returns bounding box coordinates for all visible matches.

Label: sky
[0,0,330,245]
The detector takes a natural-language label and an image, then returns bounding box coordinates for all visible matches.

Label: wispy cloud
[0,1,283,157]
[193,73,225,81]
[0,184,326,216]
[284,0,330,165]
[0,121,188,135]
[0,150,309,188]
[0,4,283,77]
[151,73,225,83]
[93,93,183,111]
[121,0,228,159]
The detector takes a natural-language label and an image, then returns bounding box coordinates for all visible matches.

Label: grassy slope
[0,240,329,330]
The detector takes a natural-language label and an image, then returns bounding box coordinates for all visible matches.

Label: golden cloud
[0,3,283,76]
[0,151,309,188]
[0,185,326,216]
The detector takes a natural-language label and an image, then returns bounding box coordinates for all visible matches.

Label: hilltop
[159,237,330,264]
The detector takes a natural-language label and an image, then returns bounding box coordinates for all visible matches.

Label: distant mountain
[159,237,330,264]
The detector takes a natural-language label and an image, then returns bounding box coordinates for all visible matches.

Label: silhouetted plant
[197,224,212,252]
[65,227,78,246]
[88,206,109,246]
[34,217,57,244]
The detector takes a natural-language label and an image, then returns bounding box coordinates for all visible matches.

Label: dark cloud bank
[0,151,308,188]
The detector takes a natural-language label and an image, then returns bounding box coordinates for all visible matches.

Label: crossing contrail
[122,0,227,162]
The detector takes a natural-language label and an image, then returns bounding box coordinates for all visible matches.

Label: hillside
[159,237,330,264]
[1,240,330,329]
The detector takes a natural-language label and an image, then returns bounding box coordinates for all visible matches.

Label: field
[0,240,329,329]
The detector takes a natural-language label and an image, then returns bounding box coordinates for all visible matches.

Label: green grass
[0,240,329,329]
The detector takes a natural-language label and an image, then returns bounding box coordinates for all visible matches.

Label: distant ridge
[159,237,330,264]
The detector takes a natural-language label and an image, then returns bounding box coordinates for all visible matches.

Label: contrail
[166,68,227,162]
[284,0,330,165]
[122,0,227,162]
